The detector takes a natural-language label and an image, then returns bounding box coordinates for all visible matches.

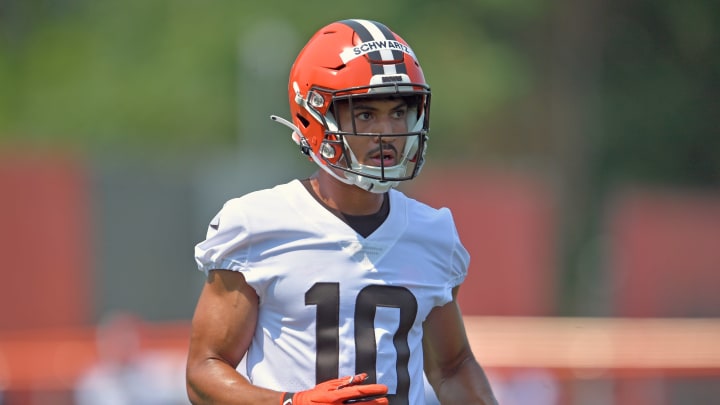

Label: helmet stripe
[340,19,408,76]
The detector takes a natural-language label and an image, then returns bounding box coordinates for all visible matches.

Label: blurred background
[1,0,718,404]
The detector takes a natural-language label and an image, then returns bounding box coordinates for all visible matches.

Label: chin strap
[270,115,311,155]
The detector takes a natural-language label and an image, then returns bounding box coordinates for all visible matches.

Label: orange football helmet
[272,19,431,193]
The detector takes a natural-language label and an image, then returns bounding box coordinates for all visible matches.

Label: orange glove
[280,373,388,405]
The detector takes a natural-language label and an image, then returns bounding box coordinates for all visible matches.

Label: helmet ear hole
[295,114,310,129]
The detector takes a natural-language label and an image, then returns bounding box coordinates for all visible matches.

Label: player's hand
[281,373,388,405]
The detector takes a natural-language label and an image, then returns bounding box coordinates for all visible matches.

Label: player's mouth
[367,147,397,167]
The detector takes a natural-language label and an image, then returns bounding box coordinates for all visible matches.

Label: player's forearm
[187,358,280,405]
[434,358,498,405]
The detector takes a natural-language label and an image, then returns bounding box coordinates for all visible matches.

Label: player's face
[335,97,409,168]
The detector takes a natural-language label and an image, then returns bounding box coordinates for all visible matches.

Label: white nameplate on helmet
[340,40,416,64]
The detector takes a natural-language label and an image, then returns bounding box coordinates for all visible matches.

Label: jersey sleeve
[445,207,470,290]
[194,199,251,275]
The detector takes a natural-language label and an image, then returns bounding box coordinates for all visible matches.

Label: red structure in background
[0,150,92,330]
[608,188,720,318]
[606,188,720,405]
[408,165,558,316]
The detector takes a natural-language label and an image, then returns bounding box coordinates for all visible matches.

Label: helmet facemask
[311,82,430,193]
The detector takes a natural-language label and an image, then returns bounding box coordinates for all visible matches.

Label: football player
[187,19,498,405]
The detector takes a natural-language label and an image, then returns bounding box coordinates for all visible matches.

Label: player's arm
[422,286,498,405]
[186,269,279,404]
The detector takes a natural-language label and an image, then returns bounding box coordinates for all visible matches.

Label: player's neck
[309,171,385,216]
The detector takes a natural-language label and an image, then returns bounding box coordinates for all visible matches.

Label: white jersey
[194,179,469,405]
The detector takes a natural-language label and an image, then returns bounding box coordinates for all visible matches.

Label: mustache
[365,143,398,159]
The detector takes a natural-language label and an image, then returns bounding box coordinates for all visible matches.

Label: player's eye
[355,112,372,121]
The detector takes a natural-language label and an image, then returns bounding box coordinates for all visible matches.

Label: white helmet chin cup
[337,130,422,191]
[345,172,399,193]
